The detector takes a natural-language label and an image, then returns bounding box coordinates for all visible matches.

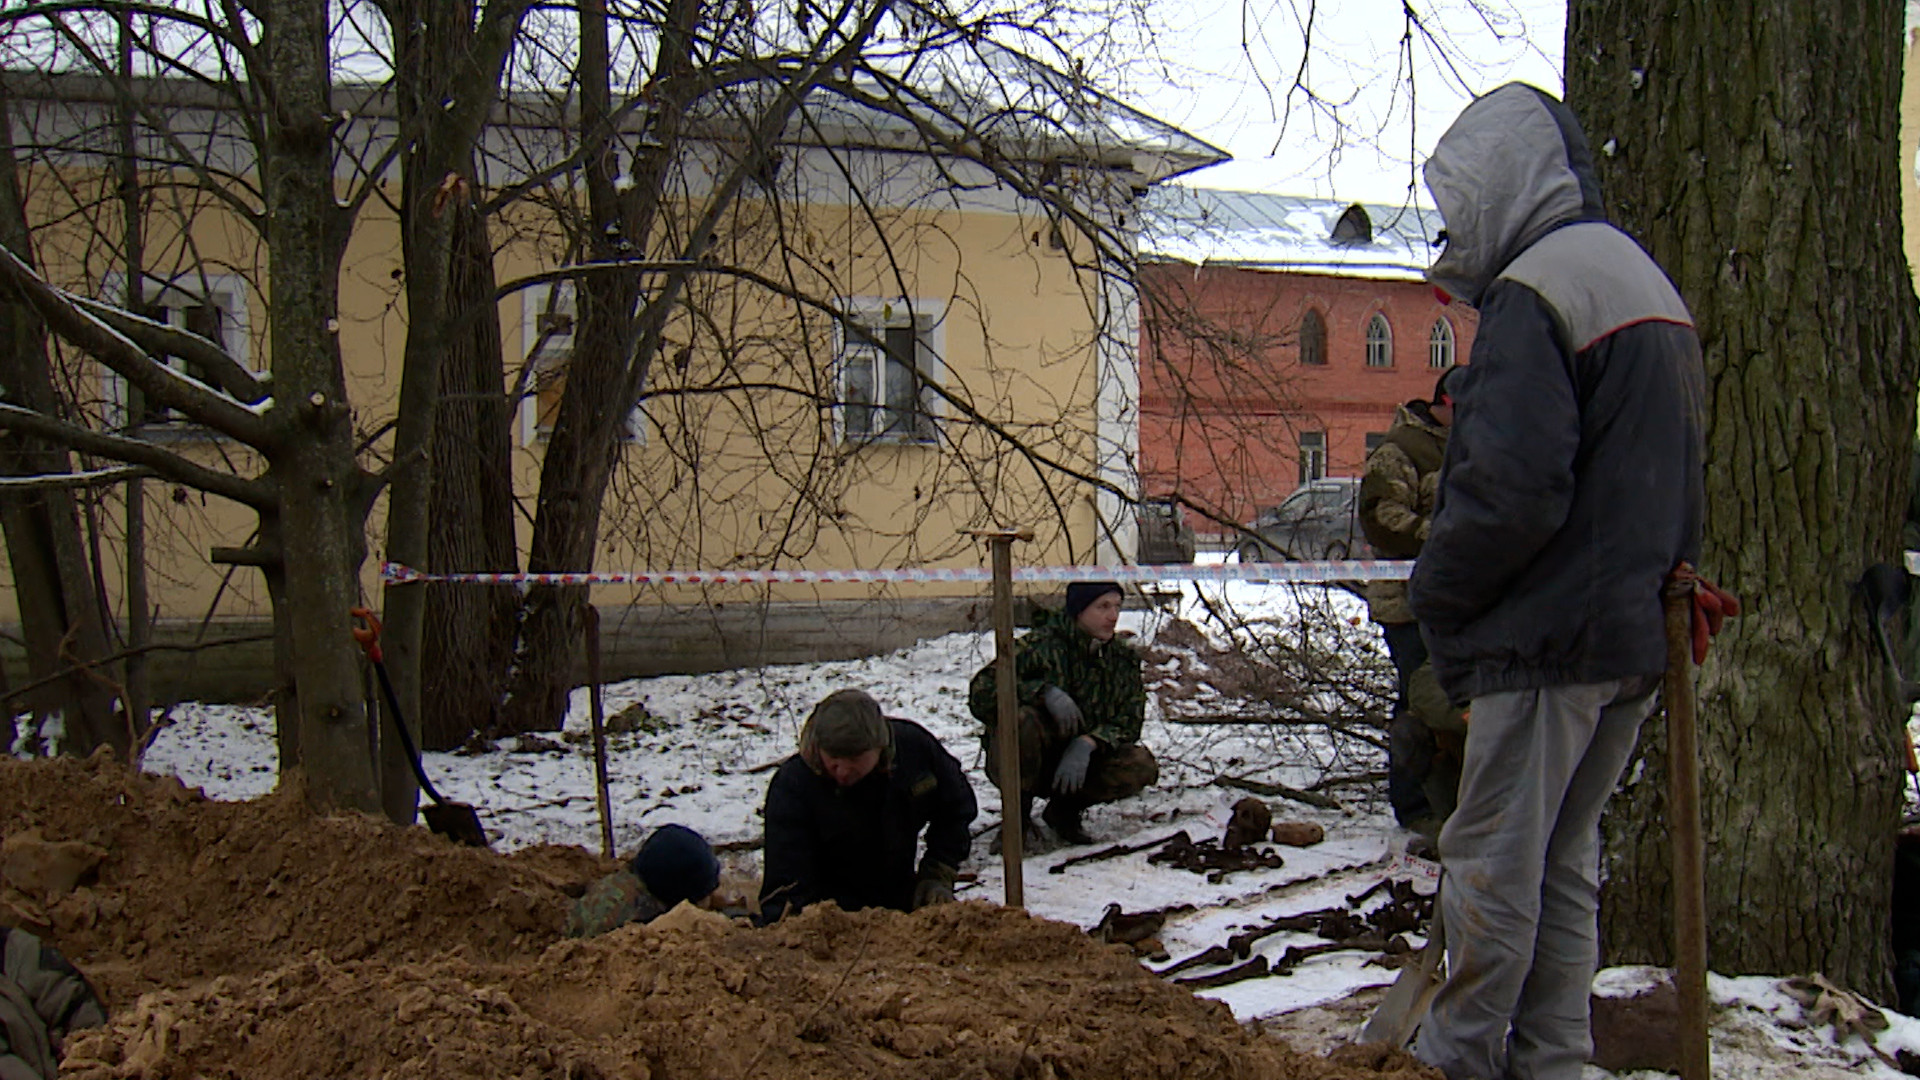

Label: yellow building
[4,66,1225,695]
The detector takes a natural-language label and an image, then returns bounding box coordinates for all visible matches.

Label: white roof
[1139,186,1445,281]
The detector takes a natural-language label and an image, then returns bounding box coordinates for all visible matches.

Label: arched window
[1299,309,1327,366]
[1429,318,1455,369]
[1365,313,1392,368]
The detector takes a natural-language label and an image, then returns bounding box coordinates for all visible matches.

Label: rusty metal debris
[1048,830,1190,875]
[1155,877,1437,984]
[1174,956,1270,990]
[1148,830,1285,883]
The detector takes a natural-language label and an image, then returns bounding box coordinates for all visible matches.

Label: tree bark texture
[1570,0,1920,998]
[422,192,518,749]
[259,0,380,813]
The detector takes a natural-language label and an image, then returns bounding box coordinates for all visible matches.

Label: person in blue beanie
[566,823,722,937]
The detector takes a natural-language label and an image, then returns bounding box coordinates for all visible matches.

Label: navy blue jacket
[1410,83,1706,702]
[759,718,976,921]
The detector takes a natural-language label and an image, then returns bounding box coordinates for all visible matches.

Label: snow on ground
[134,574,1920,1079]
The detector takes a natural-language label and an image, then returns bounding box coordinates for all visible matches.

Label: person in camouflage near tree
[1359,364,1464,835]
[968,581,1158,847]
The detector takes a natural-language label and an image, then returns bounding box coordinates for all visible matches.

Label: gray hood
[1423,82,1608,306]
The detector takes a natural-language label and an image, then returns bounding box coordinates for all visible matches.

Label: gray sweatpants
[1413,676,1659,1080]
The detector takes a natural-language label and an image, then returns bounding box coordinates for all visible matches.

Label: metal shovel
[350,607,490,848]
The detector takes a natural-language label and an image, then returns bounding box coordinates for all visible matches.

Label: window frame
[1429,317,1455,370]
[835,299,943,447]
[1299,309,1327,367]
[1365,313,1393,368]
[102,272,253,436]
[1298,430,1327,484]
[517,280,646,446]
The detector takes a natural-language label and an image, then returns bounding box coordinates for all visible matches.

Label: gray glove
[1052,735,1096,794]
[912,862,958,909]
[1040,685,1084,738]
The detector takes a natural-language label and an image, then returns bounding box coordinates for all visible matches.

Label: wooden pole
[989,535,1024,908]
[585,605,615,860]
[966,527,1033,909]
[1663,578,1709,1080]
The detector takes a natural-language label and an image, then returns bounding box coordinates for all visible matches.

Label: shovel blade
[423,801,491,849]
[1359,905,1446,1048]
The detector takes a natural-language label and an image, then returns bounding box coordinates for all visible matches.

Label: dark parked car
[1137,497,1197,564]
[1238,477,1373,562]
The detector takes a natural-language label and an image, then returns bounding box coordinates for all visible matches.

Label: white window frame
[836,299,943,446]
[517,281,645,446]
[1365,313,1393,368]
[1298,430,1327,483]
[102,273,253,434]
[1429,317,1455,369]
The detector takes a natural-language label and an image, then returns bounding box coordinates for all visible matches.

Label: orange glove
[1671,563,1742,665]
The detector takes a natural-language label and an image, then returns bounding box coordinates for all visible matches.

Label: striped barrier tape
[380,559,1413,587]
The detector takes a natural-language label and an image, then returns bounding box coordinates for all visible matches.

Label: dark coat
[759,718,976,922]
[1410,83,1706,702]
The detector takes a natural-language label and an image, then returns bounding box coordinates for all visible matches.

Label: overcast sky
[1121,0,1564,205]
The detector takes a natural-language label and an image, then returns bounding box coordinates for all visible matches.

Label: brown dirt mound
[2,753,1434,1079]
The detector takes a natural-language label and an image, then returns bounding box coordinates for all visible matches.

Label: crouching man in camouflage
[968,581,1159,848]
[758,689,978,922]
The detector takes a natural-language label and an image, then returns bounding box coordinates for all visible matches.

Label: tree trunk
[258,0,380,813]
[423,192,518,749]
[0,81,122,756]
[1571,0,1920,998]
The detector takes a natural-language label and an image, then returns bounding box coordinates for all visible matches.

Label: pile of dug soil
[0,754,1435,1079]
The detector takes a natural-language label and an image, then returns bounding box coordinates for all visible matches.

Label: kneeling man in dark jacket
[759,688,978,922]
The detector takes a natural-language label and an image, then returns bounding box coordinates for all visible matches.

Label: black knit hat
[630,823,721,908]
[1064,581,1123,620]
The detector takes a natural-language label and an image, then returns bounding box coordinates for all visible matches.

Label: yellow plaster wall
[4,161,1118,624]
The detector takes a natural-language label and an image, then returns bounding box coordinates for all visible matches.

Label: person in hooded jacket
[966,581,1158,847]
[758,688,977,923]
[1406,83,1705,1080]
[1360,363,1463,834]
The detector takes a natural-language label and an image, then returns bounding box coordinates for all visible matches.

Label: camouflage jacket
[967,605,1145,748]
[1359,402,1448,624]
[0,926,106,1080]
[566,869,670,938]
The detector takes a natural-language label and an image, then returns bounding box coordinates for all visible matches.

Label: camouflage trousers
[981,706,1158,806]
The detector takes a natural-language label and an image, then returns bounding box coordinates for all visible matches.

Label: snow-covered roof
[1139,186,1445,282]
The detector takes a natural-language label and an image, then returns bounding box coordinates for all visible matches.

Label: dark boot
[1043,797,1094,846]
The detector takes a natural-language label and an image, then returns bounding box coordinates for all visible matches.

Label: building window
[1365,313,1393,368]
[839,305,939,445]
[518,281,644,445]
[106,275,251,432]
[1365,432,1387,454]
[1429,318,1455,369]
[1299,309,1327,366]
[1298,430,1327,483]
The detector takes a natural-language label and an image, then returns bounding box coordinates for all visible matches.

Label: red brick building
[1137,188,1478,543]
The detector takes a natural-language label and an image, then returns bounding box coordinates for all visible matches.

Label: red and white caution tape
[380,559,1412,587]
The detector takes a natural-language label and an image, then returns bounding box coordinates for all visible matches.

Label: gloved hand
[1672,562,1742,664]
[1041,685,1084,739]
[912,862,958,909]
[1052,735,1096,794]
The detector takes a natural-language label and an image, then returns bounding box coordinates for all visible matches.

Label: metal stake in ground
[969,527,1032,908]
[1663,570,1709,1080]
[585,605,614,860]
